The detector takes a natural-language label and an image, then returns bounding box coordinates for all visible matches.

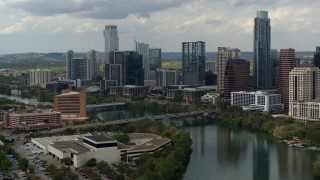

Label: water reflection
[253,138,269,180]
[183,125,316,180]
[217,126,248,167]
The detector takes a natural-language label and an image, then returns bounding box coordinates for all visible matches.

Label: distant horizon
[1,1,320,53]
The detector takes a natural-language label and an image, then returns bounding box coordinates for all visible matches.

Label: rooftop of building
[297,62,316,68]
[117,133,171,152]
[83,135,115,142]
[50,141,90,155]
[57,91,80,96]
[10,110,60,116]
[232,90,279,95]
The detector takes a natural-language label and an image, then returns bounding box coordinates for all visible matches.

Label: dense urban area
[2,9,320,180]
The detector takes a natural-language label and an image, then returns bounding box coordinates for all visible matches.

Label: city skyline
[0,0,320,54]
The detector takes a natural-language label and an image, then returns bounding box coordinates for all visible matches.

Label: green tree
[18,158,29,171]
[85,158,97,167]
[61,157,73,165]
[112,134,130,144]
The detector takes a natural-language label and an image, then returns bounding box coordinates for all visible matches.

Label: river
[0,94,53,106]
[183,125,317,180]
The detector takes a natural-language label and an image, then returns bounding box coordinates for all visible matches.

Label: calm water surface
[183,125,317,180]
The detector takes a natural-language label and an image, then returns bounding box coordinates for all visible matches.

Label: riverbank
[214,105,320,177]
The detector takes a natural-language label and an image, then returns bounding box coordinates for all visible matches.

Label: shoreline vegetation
[215,105,320,178]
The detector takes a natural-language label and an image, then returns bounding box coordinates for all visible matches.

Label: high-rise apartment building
[70,58,89,80]
[54,90,87,117]
[156,68,180,87]
[149,48,162,80]
[289,62,320,122]
[182,41,206,86]
[314,46,320,68]
[66,50,74,80]
[277,48,296,108]
[28,69,52,86]
[217,47,241,92]
[135,41,150,82]
[87,50,98,79]
[105,51,144,86]
[223,59,250,99]
[253,11,272,89]
[289,62,320,104]
[104,25,119,64]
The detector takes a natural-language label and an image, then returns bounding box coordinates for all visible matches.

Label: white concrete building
[31,133,170,167]
[28,69,52,86]
[231,91,284,113]
[289,100,320,123]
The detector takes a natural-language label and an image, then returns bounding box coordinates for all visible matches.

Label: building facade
[66,50,74,80]
[182,41,206,86]
[288,63,320,104]
[290,100,320,123]
[87,50,98,79]
[277,48,296,108]
[156,68,180,87]
[70,58,89,81]
[253,11,272,89]
[104,25,119,64]
[314,46,320,68]
[135,41,150,82]
[149,48,162,80]
[217,47,241,92]
[28,69,52,86]
[231,91,283,113]
[105,51,144,86]
[54,90,87,117]
[270,49,279,87]
[223,59,250,99]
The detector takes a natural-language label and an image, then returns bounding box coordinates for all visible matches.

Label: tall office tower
[217,47,241,93]
[289,62,320,103]
[223,59,250,99]
[253,11,272,89]
[87,50,98,79]
[124,51,144,86]
[66,50,74,79]
[70,58,89,80]
[105,51,144,86]
[103,25,119,63]
[149,48,162,80]
[156,68,180,87]
[28,69,52,86]
[182,41,206,86]
[314,46,320,68]
[135,41,150,81]
[277,48,296,108]
[270,49,279,87]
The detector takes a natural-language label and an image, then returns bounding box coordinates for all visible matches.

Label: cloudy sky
[0,0,319,54]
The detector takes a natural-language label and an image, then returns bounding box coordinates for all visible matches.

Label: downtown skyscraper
[253,11,272,89]
[182,41,206,86]
[135,41,150,82]
[104,25,119,63]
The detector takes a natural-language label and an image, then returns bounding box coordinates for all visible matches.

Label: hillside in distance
[0,51,315,69]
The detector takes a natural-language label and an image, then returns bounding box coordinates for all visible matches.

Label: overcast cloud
[0,0,319,53]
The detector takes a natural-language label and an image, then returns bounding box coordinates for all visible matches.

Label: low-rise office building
[109,85,149,97]
[183,86,217,104]
[54,90,87,117]
[31,133,170,167]
[4,110,61,132]
[201,93,220,104]
[231,91,284,113]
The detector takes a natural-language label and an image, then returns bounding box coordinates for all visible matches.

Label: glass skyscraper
[104,25,119,64]
[253,11,272,89]
[182,41,206,86]
[314,46,320,68]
